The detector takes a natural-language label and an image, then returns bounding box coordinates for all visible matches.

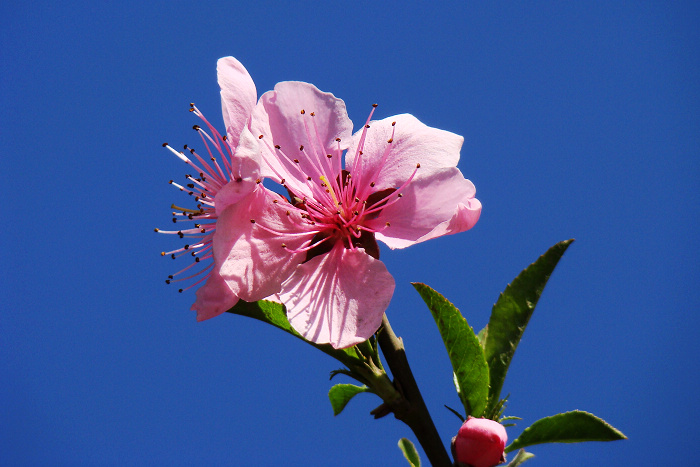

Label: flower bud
[452,417,507,467]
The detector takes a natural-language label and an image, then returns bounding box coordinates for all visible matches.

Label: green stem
[377,314,452,467]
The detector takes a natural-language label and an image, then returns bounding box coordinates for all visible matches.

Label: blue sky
[2,1,698,465]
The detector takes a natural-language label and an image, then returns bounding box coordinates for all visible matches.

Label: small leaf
[227,300,363,369]
[328,383,369,416]
[444,404,466,422]
[483,239,574,414]
[398,438,421,467]
[477,325,488,348]
[506,449,535,466]
[329,368,354,380]
[413,283,489,417]
[505,410,627,453]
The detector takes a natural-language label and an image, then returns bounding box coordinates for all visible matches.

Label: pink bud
[452,417,507,467]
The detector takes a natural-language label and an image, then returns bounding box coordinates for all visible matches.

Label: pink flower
[213,75,482,348]
[157,57,260,321]
[452,417,507,467]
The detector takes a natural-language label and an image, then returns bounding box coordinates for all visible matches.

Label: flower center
[254,104,420,263]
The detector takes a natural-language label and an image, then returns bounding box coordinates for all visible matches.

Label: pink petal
[250,81,353,195]
[191,270,239,322]
[214,187,310,302]
[214,127,261,215]
[369,168,482,249]
[345,114,463,191]
[217,57,257,150]
[280,245,395,349]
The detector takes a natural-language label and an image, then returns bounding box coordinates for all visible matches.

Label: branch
[377,314,452,467]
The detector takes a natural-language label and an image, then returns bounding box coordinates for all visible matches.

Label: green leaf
[506,449,535,466]
[505,410,627,453]
[477,324,488,348]
[398,438,421,467]
[444,404,465,422]
[227,300,363,369]
[412,283,489,417]
[483,239,574,414]
[328,384,369,416]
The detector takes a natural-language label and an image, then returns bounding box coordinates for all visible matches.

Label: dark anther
[193,125,200,130]
[258,135,264,139]
[370,182,375,187]
[250,219,256,224]
[335,138,341,142]
[387,138,393,143]
[275,145,281,149]
[372,103,378,108]
[327,154,332,158]
[416,163,421,168]
[293,159,300,163]
[195,257,200,262]
[162,142,168,147]
[299,145,304,150]
[391,121,396,126]
[300,109,305,114]
[184,245,189,250]
[154,228,159,232]
[310,112,315,116]
[365,124,370,128]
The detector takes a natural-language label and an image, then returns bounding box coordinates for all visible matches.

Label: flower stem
[377,314,452,467]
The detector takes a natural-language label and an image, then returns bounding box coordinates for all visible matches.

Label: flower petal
[280,245,395,349]
[217,57,257,150]
[250,81,353,195]
[346,114,463,191]
[191,270,239,322]
[214,187,310,302]
[214,127,261,215]
[370,168,482,249]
